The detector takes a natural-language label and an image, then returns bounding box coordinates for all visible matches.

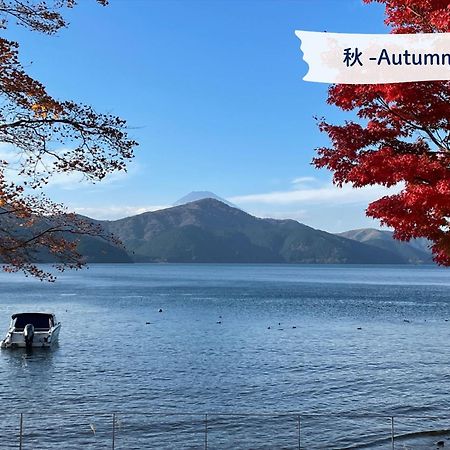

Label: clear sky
[6,0,394,232]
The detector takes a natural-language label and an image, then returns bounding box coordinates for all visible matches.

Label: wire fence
[6,412,450,449]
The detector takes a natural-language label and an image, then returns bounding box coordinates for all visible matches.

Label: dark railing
[10,412,450,449]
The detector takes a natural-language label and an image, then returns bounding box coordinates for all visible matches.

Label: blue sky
[6,0,394,231]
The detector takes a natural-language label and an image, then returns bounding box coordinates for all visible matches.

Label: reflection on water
[0,264,448,448]
[3,345,57,367]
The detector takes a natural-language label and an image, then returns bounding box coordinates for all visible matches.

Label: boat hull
[0,324,61,348]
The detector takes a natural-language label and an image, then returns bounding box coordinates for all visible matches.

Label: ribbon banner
[295,30,450,84]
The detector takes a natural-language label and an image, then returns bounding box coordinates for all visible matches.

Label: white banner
[295,30,450,84]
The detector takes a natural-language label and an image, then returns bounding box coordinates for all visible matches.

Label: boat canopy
[12,313,54,330]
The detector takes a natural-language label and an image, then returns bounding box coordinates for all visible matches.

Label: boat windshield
[13,314,53,331]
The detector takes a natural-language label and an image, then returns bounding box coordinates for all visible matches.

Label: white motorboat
[0,313,61,348]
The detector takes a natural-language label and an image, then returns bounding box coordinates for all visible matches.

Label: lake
[0,264,449,449]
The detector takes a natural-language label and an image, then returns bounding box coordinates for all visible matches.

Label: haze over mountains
[71,193,432,265]
[173,191,236,208]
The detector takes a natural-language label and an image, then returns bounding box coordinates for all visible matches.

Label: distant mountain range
[173,191,237,208]
[69,198,433,264]
[337,229,432,264]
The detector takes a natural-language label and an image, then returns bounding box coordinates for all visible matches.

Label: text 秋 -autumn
[343,47,450,68]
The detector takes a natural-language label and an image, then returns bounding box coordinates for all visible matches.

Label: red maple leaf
[314,0,450,264]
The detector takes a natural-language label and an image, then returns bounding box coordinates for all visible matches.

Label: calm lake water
[0,264,450,449]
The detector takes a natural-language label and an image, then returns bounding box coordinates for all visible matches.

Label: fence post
[391,416,395,450]
[297,415,301,450]
[204,414,208,450]
[112,413,116,450]
[19,413,23,450]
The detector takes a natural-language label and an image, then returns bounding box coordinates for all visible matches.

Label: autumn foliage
[0,1,137,280]
[314,0,450,265]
